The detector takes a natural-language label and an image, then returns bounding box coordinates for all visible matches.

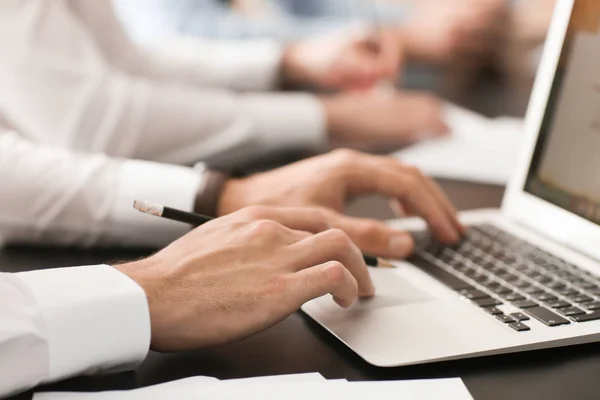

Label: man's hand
[401,0,506,63]
[321,91,449,145]
[116,206,373,352]
[282,28,403,90]
[218,150,465,259]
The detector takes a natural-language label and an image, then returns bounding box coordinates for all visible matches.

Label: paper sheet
[33,373,325,400]
[394,104,524,185]
[34,376,472,400]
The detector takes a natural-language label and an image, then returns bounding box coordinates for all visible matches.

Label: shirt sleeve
[0,265,150,397]
[0,131,201,248]
[0,0,327,170]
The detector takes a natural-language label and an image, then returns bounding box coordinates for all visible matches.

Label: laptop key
[457,289,489,300]
[523,285,544,294]
[484,307,503,315]
[525,307,570,327]
[513,280,531,289]
[546,281,566,290]
[510,312,530,322]
[568,294,593,304]
[572,311,600,323]
[496,314,517,324]
[582,302,600,311]
[586,287,600,296]
[475,297,503,307]
[576,281,597,290]
[410,256,472,290]
[531,292,557,302]
[556,288,579,297]
[544,300,571,309]
[503,292,525,302]
[557,307,586,317]
[488,285,511,295]
[513,300,539,309]
[509,322,531,332]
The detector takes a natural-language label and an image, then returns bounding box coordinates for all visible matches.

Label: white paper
[169,378,471,400]
[33,373,325,400]
[394,104,524,185]
[224,372,326,385]
[34,376,472,400]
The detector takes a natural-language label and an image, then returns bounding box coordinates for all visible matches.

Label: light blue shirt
[114,0,411,43]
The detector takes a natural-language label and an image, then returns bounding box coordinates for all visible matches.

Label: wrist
[113,258,160,299]
[320,96,345,143]
[217,178,246,216]
[280,43,307,87]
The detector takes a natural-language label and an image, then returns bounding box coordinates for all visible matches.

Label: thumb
[330,213,415,259]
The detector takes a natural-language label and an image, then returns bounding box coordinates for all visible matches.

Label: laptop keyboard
[408,224,600,332]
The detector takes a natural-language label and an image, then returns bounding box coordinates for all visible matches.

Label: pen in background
[361,0,397,97]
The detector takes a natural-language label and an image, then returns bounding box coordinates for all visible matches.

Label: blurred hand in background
[282,28,404,90]
[399,0,507,63]
[321,91,449,145]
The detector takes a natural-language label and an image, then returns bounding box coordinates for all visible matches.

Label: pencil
[133,200,394,268]
[133,200,212,226]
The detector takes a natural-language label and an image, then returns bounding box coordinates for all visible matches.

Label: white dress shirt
[0,265,150,398]
[0,0,325,170]
[0,0,326,247]
[0,2,325,394]
[0,130,202,247]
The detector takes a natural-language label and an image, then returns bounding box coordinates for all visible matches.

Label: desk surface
[5,180,600,400]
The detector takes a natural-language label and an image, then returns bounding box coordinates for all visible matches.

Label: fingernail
[360,281,376,298]
[389,234,414,258]
[446,230,460,244]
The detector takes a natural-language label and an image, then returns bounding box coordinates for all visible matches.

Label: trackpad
[315,268,435,312]
[354,268,434,309]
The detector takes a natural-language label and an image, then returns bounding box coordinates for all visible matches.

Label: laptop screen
[525,1,600,225]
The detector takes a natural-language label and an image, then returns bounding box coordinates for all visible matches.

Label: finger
[389,163,466,236]
[287,229,375,297]
[243,206,331,234]
[389,198,410,217]
[336,152,461,243]
[422,178,467,235]
[288,261,359,308]
[330,213,415,259]
[392,169,461,243]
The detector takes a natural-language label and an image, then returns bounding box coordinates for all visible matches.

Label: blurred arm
[88,0,283,91]
[0,0,325,168]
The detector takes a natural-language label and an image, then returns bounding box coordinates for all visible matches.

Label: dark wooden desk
[5,180,600,400]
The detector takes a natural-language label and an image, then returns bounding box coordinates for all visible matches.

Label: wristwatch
[193,163,230,217]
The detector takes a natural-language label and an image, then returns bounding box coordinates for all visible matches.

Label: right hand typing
[115,206,374,352]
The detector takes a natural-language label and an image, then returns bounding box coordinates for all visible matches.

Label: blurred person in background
[0,0,464,255]
[114,0,507,66]
[0,0,449,174]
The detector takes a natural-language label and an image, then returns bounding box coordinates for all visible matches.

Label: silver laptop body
[303,0,600,367]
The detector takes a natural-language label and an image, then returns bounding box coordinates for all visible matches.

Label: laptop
[302,0,600,367]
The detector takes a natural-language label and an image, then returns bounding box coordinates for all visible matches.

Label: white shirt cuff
[16,265,150,383]
[110,159,203,247]
[243,93,327,153]
[209,40,283,91]
[154,39,284,91]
